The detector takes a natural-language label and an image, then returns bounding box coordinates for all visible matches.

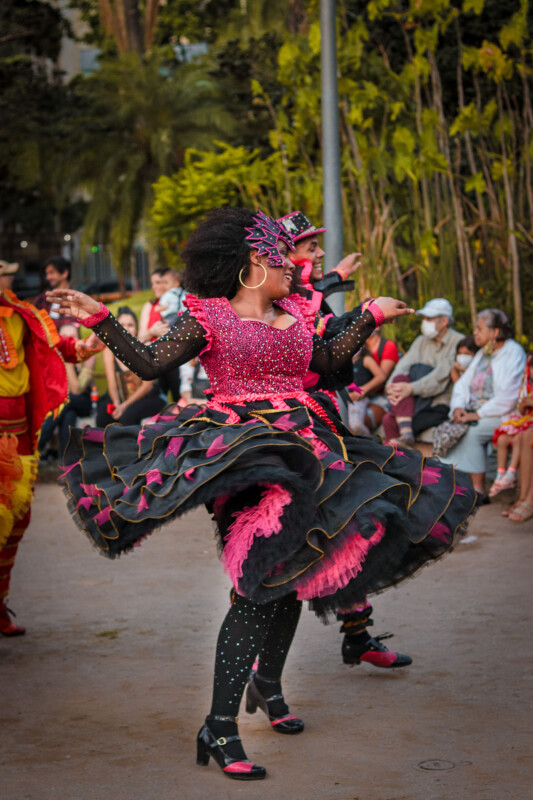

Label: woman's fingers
[46,288,72,300]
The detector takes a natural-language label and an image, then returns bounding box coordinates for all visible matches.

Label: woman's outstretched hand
[373,297,415,322]
[46,289,101,320]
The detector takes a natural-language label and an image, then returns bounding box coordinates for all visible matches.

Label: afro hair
[182,207,258,299]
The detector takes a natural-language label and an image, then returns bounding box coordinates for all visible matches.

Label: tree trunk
[341,100,371,244]
[144,0,160,54]
[429,50,476,323]
[521,55,533,233]
[497,84,522,336]
[455,19,489,265]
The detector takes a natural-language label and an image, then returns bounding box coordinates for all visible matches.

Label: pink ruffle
[183,294,214,356]
[208,398,241,424]
[81,302,110,328]
[296,521,385,600]
[279,293,318,336]
[206,390,341,435]
[222,483,292,587]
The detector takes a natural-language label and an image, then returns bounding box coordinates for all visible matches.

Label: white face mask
[421,319,438,339]
[456,353,474,369]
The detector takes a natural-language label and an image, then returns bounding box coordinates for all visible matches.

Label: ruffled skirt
[62,392,476,615]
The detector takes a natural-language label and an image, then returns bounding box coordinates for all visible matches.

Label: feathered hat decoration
[245,210,294,267]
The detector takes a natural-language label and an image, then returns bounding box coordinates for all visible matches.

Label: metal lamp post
[320,0,344,317]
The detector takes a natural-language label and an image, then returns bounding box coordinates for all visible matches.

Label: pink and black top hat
[277,211,327,243]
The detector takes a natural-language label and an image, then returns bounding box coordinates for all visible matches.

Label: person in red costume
[0,260,103,635]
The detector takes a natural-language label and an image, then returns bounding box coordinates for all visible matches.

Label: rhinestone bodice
[191,296,313,396]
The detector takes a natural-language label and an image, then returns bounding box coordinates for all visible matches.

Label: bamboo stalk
[497,83,523,336]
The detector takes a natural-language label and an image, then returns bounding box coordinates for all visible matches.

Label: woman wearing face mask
[432,337,481,458]
[438,309,526,498]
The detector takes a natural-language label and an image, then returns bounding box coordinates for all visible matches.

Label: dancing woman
[48,207,476,781]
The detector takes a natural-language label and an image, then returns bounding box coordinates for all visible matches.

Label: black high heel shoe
[245,676,304,734]
[196,715,266,781]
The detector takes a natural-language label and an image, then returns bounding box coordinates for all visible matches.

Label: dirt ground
[1,473,532,800]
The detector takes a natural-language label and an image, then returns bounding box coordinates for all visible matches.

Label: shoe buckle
[216,737,227,746]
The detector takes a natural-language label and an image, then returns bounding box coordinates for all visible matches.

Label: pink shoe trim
[360,650,397,667]
[271,714,299,726]
[223,762,254,774]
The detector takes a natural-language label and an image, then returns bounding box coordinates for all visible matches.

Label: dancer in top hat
[279,211,412,669]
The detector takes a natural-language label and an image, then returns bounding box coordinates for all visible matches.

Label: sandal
[489,470,517,498]
[501,502,521,517]
[508,501,533,523]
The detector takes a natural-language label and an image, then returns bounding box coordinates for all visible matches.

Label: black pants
[96,388,166,427]
[412,404,450,437]
[39,392,92,458]
[157,367,182,402]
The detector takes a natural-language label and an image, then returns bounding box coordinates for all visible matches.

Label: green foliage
[151,140,325,263]
[55,48,231,279]
[6,0,530,337]
[1,0,70,61]
[148,0,532,338]
[0,1,76,236]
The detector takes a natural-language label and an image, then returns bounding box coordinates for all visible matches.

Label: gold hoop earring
[238,264,267,289]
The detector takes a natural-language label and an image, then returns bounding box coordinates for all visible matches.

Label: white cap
[416,298,453,318]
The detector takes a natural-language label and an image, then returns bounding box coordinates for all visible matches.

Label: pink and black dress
[62,294,476,617]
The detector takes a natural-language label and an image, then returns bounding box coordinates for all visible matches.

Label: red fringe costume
[0,290,91,632]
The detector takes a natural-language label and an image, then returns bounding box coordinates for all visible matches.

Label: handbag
[432,419,469,458]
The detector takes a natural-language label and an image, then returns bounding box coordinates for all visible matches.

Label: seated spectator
[179,359,210,405]
[96,307,167,427]
[438,309,526,496]
[505,426,533,523]
[38,322,95,460]
[450,336,479,383]
[159,270,189,402]
[362,329,401,432]
[432,336,481,458]
[348,345,387,436]
[489,354,533,499]
[139,267,183,401]
[383,298,463,446]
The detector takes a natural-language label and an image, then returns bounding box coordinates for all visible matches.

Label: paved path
[2,479,532,800]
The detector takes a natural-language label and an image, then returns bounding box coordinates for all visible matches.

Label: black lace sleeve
[309,308,376,375]
[91,310,208,379]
